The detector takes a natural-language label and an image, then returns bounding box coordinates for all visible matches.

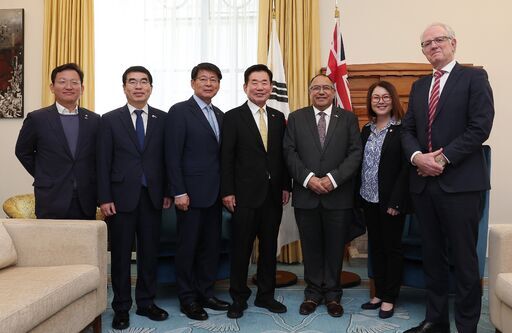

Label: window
[95,0,258,114]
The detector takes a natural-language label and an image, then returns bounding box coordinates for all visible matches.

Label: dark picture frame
[0,8,24,119]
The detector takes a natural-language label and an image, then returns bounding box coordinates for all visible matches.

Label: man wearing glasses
[402,23,494,333]
[166,62,230,321]
[283,74,362,318]
[97,66,172,330]
[16,63,100,220]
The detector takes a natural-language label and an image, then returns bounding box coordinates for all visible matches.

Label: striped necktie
[427,70,445,152]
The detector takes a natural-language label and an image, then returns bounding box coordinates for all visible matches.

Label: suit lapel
[266,108,279,152]
[145,106,161,150]
[47,105,73,159]
[434,63,462,121]
[305,107,323,152]
[188,97,218,141]
[74,108,90,159]
[119,106,142,153]
[241,102,266,151]
[417,77,432,125]
[323,107,341,150]
[380,124,397,155]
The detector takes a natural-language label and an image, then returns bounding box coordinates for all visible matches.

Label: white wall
[320,0,511,225]
[0,0,43,207]
[0,0,510,226]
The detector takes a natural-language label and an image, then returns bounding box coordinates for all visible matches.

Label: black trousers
[363,200,405,304]
[412,179,483,333]
[175,202,222,305]
[229,190,282,303]
[294,206,350,303]
[109,188,162,312]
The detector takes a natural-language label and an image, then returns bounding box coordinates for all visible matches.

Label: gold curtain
[256,0,321,263]
[42,0,95,110]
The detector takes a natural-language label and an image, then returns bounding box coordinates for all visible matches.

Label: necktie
[258,108,268,151]
[427,70,445,152]
[206,105,219,141]
[134,109,147,186]
[318,111,326,147]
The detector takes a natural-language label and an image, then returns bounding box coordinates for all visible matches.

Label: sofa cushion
[496,273,512,307]
[0,264,99,333]
[0,223,17,269]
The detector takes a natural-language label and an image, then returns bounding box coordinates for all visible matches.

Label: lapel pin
[271,114,275,117]
[152,114,157,118]
[334,114,339,118]
[84,114,88,119]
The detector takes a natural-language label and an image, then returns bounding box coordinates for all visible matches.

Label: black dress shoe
[254,298,287,313]
[299,300,318,315]
[378,307,394,319]
[112,311,129,330]
[180,302,208,320]
[201,297,230,311]
[136,304,169,321]
[404,321,450,333]
[227,301,248,319]
[361,301,382,310]
[326,301,344,317]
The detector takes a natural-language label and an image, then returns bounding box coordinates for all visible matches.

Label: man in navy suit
[402,23,494,333]
[221,64,291,319]
[97,66,172,330]
[166,62,229,321]
[16,63,100,219]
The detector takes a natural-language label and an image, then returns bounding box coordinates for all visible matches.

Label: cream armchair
[0,219,107,333]
[489,224,512,333]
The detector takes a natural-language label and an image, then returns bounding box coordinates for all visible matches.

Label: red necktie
[427,70,445,152]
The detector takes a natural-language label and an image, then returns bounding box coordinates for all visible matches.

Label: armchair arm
[488,224,512,331]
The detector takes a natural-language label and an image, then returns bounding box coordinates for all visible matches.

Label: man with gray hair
[402,23,494,333]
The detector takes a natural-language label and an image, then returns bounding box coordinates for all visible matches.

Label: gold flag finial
[272,0,276,19]
[335,5,339,18]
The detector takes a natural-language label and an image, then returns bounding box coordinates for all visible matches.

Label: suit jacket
[220,102,291,208]
[401,63,494,194]
[283,106,362,210]
[360,123,410,213]
[97,105,168,212]
[15,104,100,218]
[166,96,223,208]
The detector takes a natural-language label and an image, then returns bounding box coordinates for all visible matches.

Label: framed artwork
[0,9,24,119]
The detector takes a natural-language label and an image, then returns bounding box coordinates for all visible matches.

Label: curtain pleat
[42,0,95,110]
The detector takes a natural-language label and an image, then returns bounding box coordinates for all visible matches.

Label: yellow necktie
[258,108,267,151]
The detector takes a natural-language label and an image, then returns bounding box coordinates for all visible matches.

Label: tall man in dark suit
[221,64,291,319]
[283,74,362,318]
[166,62,229,321]
[97,66,172,330]
[402,23,494,333]
[16,63,100,219]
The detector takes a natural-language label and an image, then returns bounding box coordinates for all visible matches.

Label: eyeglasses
[196,77,219,84]
[126,79,150,87]
[371,95,391,103]
[421,36,452,48]
[310,85,334,92]
[55,79,81,87]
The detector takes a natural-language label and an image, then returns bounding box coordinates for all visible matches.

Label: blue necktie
[134,110,147,186]
[206,105,219,141]
[134,109,145,149]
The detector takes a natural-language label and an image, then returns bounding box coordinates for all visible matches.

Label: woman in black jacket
[359,81,409,319]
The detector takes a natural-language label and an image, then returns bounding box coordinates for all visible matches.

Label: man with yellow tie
[220,64,291,319]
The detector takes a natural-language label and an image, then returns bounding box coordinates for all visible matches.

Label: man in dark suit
[166,62,229,321]
[97,66,172,330]
[402,23,494,333]
[283,74,362,317]
[15,63,100,219]
[221,64,291,319]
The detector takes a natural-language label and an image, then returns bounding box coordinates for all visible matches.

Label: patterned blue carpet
[101,282,494,333]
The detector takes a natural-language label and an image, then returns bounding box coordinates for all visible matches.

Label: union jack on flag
[326,20,352,111]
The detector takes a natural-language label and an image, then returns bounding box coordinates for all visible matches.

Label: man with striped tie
[402,23,494,333]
